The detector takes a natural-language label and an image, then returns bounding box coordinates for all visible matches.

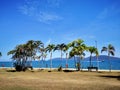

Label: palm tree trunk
[37,56,41,70]
[80,56,82,71]
[90,55,92,67]
[61,50,62,67]
[41,52,44,68]
[39,59,41,69]
[28,51,33,70]
[108,54,111,72]
[50,52,52,71]
[66,53,68,69]
[89,55,92,72]
[96,56,99,69]
[78,57,80,71]
[74,56,77,70]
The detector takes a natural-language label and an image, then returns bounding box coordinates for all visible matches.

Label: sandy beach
[0,68,120,90]
[1,67,120,72]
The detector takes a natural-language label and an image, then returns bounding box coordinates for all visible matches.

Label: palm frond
[108,44,115,51]
[101,47,107,53]
[109,50,115,56]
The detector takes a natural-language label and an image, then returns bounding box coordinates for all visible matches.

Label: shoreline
[1,67,120,72]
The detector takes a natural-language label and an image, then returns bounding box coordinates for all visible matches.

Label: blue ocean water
[0,59,120,70]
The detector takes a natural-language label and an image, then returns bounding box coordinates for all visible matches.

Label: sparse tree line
[0,39,115,72]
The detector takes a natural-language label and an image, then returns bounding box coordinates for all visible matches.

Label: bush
[15,65,22,71]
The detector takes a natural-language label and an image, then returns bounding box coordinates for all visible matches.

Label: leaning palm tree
[101,44,115,72]
[88,46,99,71]
[46,44,55,71]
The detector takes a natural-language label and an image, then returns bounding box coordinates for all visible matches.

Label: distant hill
[50,55,120,61]
[52,58,66,61]
[85,55,120,61]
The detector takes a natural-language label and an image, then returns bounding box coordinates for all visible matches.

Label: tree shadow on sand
[100,75,120,81]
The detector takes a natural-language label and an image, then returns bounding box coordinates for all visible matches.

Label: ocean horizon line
[0,55,120,61]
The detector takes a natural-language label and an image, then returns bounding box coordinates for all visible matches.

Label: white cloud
[97,4,120,19]
[36,12,63,23]
[18,0,63,23]
[19,5,36,16]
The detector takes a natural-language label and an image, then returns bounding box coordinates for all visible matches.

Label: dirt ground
[0,69,120,90]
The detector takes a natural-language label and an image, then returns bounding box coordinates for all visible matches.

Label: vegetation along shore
[0,39,117,72]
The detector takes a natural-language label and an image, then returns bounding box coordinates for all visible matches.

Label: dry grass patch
[0,69,120,90]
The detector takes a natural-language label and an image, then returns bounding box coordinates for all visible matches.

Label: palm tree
[63,44,69,69]
[26,40,43,68]
[0,52,2,57]
[34,55,41,69]
[72,39,84,47]
[101,44,115,72]
[88,46,99,71]
[7,44,27,71]
[69,39,86,71]
[69,45,86,71]
[26,40,37,59]
[39,44,47,68]
[46,44,55,71]
[76,44,86,71]
[7,40,43,71]
[69,47,77,69]
[54,43,66,68]
[7,49,17,60]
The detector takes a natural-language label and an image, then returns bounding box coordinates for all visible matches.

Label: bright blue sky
[0,0,120,60]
